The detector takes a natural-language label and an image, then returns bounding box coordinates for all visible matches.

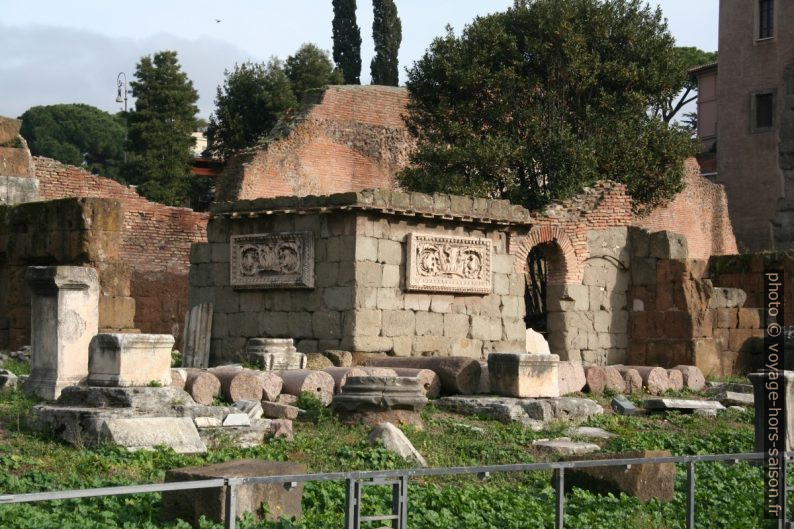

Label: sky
[0,0,719,120]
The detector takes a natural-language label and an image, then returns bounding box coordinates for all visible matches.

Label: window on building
[754,92,775,130]
[759,0,774,39]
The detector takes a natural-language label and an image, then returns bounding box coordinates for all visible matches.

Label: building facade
[695,0,794,251]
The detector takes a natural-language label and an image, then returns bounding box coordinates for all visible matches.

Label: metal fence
[0,451,780,529]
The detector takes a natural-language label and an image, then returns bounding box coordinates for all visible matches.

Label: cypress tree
[332,0,362,84]
[371,0,402,86]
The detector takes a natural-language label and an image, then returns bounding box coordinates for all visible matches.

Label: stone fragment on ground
[262,401,300,420]
[707,382,752,394]
[532,437,600,456]
[488,353,560,398]
[643,398,725,413]
[526,328,551,354]
[194,416,222,428]
[713,390,753,406]
[666,369,684,391]
[276,393,299,405]
[558,361,586,395]
[161,460,305,526]
[604,366,626,393]
[611,395,643,416]
[584,366,607,394]
[322,350,352,367]
[233,399,264,419]
[563,450,675,502]
[436,396,602,427]
[222,413,251,427]
[101,417,206,454]
[305,352,333,370]
[569,426,615,439]
[271,419,294,440]
[368,422,427,466]
[694,408,718,417]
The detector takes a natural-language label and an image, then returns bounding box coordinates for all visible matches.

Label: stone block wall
[546,227,631,365]
[709,252,794,326]
[190,189,530,364]
[0,116,39,206]
[34,157,209,340]
[0,198,135,349]
[627,229,764,376]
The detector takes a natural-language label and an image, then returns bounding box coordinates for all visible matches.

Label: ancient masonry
[190,190,531,363]
[216,85,413,202]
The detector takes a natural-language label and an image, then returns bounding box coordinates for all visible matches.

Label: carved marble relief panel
[230,232,314,289]
[406,233,492,294]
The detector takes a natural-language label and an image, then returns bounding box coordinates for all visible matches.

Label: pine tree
[286,43,345,98]
[332,0,362,84]
[122,50,199,206]
[370,0,402,86]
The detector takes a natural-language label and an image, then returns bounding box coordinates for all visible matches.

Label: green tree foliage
[121,50,199,206]
[371,0,402,86]
[400,0,695,211]
[286,43,344,98]
[206,59,297,160]
[332,0,362,84]
[659,47,719,124]
[18,104,125,181]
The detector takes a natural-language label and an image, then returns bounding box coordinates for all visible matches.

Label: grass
[0,367,781,529]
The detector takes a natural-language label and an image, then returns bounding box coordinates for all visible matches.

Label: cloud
[0,24,256,119]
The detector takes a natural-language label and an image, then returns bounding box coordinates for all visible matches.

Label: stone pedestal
[488,353,560,398]
[333,376,428,428]
[88,333,175,387]
[245,338,306,370]
[749,370,794,452]
[23,266,99,400]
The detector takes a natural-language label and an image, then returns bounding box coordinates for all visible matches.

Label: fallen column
[366,356,481,395]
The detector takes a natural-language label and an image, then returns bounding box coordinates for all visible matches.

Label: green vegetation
[370,0,402,86]
[121,50,200,207]
[285,44,344,99]
[400,0,695,211]
[332,0,362,84]
[18,104,125,181]
[0,366,779,528]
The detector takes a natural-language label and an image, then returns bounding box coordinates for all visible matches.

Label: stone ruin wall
[33,157,209,342]
[635,158,738,258]
[0,197,132,349]
[215,85,413,202]
[190,190,530,364]
[0,116,39,206]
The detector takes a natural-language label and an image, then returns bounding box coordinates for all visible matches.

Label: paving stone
[569,426,615,439]
[369,422,427,466]
[532,438,600,456]
[101,417,206,454]
[643,398,725,413]
[611,395,642,416]
[222,413,251,427]
[714,390,753,406]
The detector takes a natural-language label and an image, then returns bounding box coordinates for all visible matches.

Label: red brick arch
[513,226,580,285]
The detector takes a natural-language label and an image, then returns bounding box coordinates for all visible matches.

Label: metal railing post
[686,460,695,529]
[224,479,236,529]
[555,467,565,529]
[345,478,360,529]
[392,474,408,529]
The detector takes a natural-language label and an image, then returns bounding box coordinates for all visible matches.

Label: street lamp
[116,72,130,163]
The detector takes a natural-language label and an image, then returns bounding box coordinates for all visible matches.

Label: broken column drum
[245,338,306,370]
[333,376,428,413]
[23,266,99,400]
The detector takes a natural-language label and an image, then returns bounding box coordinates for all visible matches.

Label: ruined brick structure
[216,85,413,202]
[31,157,209,342]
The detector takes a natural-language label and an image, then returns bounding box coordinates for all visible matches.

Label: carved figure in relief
[239,241,301,277]
[416,243,484,279]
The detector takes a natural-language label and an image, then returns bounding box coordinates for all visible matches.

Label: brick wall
[216,85,413,202]
[635,158,738,259]
[34,157,209,340]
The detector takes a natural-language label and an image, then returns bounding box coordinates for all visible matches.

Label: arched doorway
[524,241,565,334]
